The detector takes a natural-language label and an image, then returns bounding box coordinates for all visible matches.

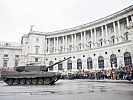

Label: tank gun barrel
[47,57,71,68]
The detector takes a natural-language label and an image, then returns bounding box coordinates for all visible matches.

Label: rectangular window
[15,55,19,58]
[35,58,38,62]
[36,38,39,42]
[25,42,28,44]
[14,60,19,67]
[112,39,115,43]
[35,47,39,54]
[51,47,54,53]
[67,63,72,70]
[4,54,8,57]
[125,34,128,41]
[60,46,63,52]
[124,23,127,29]
[89,44,91,48]
[100,42,102,46]
[3,59,8,67]
[111,27,114,32]
[69,45,72,52]
[58,63,63,70]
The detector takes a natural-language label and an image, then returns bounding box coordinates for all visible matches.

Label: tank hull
[1,71,61,85]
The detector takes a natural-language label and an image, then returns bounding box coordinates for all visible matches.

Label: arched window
[58,61,63,70]
[87,57,93,69]
[110,54,117,68]
[98,56,104,69]
[49,61,53,70]
[67,59,72,70]
[77,59,82,69]
[124,52,132,66]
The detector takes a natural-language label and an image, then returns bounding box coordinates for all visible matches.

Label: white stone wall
[21,32,47,65]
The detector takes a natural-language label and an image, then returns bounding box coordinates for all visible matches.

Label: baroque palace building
[21,5,133,73]
[1,5,133,74]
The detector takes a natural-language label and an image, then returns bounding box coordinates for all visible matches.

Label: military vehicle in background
[1,57,71,85]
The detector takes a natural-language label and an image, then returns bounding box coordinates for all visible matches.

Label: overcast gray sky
[0,0,133,43]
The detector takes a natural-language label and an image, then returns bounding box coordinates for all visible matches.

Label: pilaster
[84,31,87,49]
[101,26,104,46]
[81,32,83,50]
[94,28,97,47]
[117,20,122,42]
[71,34,74,51]
[113,22,117,43]
[56,37,58,53]
[105,25,109,45]
[54,37,56,53]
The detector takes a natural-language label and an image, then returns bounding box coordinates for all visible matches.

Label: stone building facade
[0,41,22,71]
[17,5,133,73]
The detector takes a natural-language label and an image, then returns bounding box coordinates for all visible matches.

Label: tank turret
[1,57,71,85]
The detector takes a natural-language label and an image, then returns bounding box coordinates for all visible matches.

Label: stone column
[56,37,58,53]
[101,26,104,46]
[105,25,109,45]
[90,29,93,48]
[74,34,77,51]
[81,32,83,50]
[46,38,49,53]
[65,35,67,52]
[84,31,86,49]
[54,37,56,53]
[71,34,74,51]
[63,36,65,52]
[113,22,117,43]
[94,28,97,47]
[126,17,129,26]
[131,15,133,22]
[48,38,50,54]
[117,20,122,42]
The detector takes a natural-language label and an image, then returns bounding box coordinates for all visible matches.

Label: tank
[1,57,71,85]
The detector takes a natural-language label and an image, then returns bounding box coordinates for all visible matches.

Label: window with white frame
[36,38,39,42]
[111,36,115,44]
[3,59,8,67]
[35,58,38,62]
[35,46,40,54]
[124,32,129,41]
[15,55,19,58]
[4,54,8,57]
[14,60,19,67]
[58,62,63,70]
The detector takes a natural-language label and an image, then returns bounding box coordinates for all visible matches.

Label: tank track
[3,76,61,85]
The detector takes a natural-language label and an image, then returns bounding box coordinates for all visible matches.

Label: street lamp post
[93,53,97,79]
[94,65,96,79]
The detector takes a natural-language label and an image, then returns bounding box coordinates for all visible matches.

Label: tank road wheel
[20,79,25,85]
[7,79,14,85]
[26,79,32,85]
[13,79,19,85]
[44,78,50,85]
[32,78,38,85]
[38,78,43,85]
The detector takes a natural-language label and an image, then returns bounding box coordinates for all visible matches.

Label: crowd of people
[61,66,133,81]
[0,66,133,81]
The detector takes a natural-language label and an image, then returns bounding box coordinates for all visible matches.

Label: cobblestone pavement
[0,79,133,100]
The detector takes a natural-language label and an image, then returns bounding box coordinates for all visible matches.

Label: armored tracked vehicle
[1,57,71,85]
